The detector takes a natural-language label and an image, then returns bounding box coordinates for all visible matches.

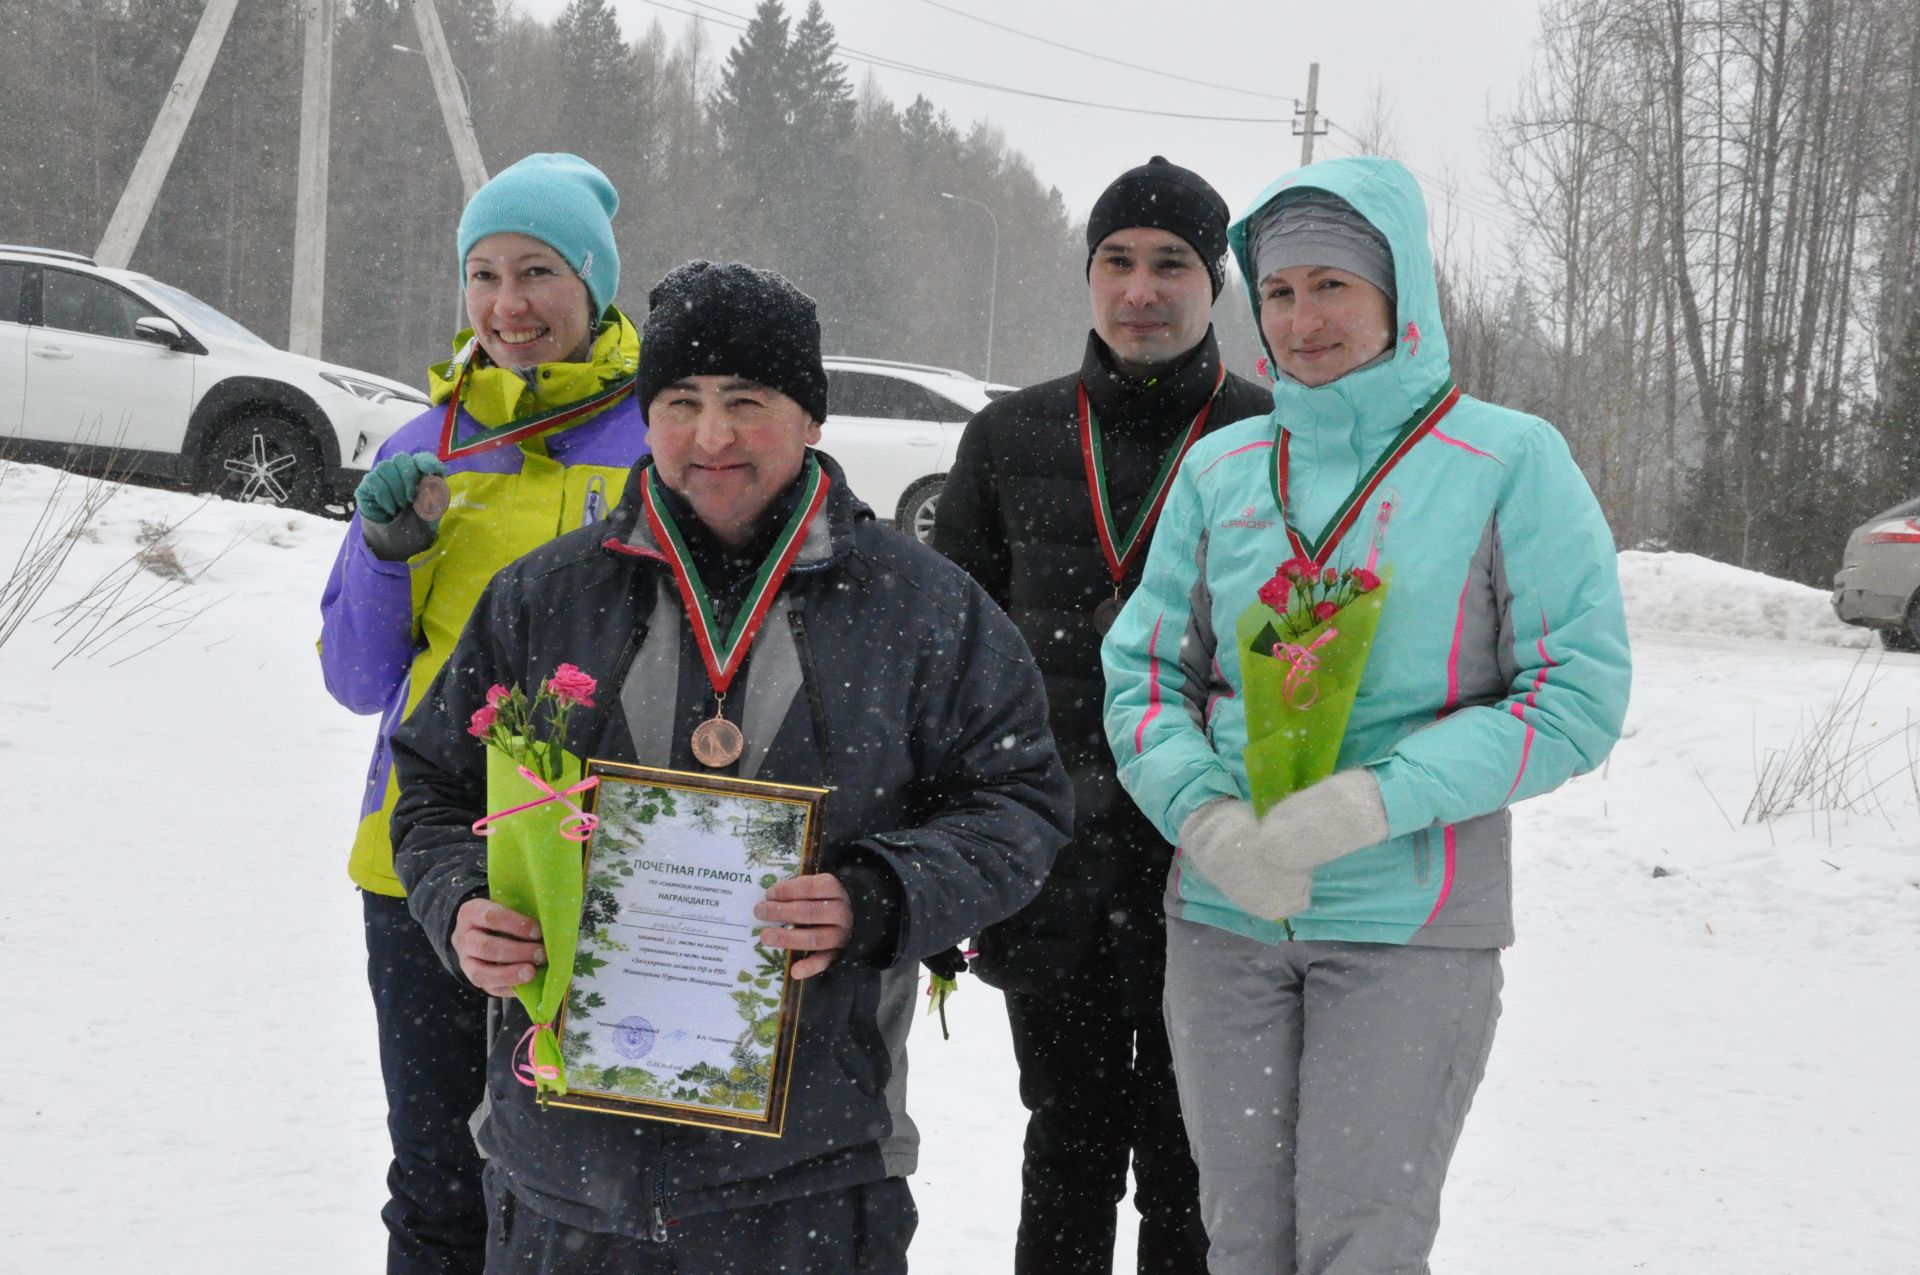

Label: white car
[820,356,1012,541]
[0,244,428,511]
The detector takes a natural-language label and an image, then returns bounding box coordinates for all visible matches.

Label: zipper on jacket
[645,1139,670,1242]
[1411,827,1432,885]
[583,473,608,526]
[786,606,838,788]
[1363,495,1398,572]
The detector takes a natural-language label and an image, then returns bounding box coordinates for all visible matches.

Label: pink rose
[1313,601,1339,623]
[1351,567,1381,593]
[1279,557,1310,582]
[485,684,511,708]
[468,704,498,738]
[1257,575,1291,612]
[545,662,598,708]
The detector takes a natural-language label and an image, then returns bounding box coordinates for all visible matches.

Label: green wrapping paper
[1237,571,1392,817]
[483,744,591,1095]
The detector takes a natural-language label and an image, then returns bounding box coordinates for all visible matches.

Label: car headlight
[320,371,430,407]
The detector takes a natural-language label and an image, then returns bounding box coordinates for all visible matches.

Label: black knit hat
[637,261,829,423]
[1085,156,1232,297]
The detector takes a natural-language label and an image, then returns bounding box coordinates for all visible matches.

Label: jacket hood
[1228,157,1451,440]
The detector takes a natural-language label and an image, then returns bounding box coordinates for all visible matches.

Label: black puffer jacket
[933,329,1271,997]
[391,451,1071,1236]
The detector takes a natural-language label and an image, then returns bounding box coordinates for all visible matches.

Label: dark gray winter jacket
[390,450,1071,1236]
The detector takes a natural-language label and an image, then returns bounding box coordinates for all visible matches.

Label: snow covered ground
[1,461,1915,1273]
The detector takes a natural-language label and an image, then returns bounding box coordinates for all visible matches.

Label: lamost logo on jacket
[1221,504,1275,530]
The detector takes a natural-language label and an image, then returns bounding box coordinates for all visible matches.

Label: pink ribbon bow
[1273,627,1338,709]
[471,766,601,842]
[513,1021,560,1089]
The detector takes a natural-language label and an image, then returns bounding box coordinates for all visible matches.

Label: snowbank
[1618,549,1872,647]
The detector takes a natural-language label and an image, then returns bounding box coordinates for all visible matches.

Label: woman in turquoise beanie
[317,152,649,1275]
[1102,157,1631,1273]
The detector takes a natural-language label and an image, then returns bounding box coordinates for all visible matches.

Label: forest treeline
[1466,0,1920,582]
[0,0,1104,390]
[3,0,1918,584]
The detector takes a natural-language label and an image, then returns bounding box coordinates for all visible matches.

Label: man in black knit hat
[935,158,1272,1274]
[391,261,1070,1274]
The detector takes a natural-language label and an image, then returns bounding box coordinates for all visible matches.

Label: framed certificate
[547,761,828,1135]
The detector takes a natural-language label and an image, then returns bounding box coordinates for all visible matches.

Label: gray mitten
[1178,770,1391,921]
[1260,768,1391,874]
[1179,798,1315,919]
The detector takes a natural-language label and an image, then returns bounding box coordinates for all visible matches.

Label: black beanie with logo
[638,260,830,423]
[1085,155,1232,297]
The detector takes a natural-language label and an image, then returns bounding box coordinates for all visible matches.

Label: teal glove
[355,452,445,524]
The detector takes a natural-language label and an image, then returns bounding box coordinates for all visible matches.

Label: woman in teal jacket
[1101,157,1630,1272]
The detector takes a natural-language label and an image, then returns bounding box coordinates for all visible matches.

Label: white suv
[820,356,1012,541]
[0,245,428,511]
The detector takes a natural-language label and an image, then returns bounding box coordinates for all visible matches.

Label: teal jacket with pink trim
[1099,157,1631,947]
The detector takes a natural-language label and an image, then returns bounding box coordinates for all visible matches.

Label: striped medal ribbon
[641,457,831,768]
[1080,363,1226,635]
[1270,380,1460,568]
[436,337,636,461]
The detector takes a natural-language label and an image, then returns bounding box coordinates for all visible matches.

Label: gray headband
[1250,190,1395,301]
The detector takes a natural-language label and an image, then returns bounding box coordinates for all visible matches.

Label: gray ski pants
[1163,915,1502,1275]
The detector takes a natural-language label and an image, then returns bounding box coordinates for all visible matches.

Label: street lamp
[940,191,998,383]
[392,42,473,121]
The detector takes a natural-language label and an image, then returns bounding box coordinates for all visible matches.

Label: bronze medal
[413,474,451,522]
[641,461,832,773]
[1093,594,1124,636]
[691,715,745,768]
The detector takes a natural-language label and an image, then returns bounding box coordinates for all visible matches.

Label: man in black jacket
[934,157,1272,1275]
[391,261,1071,1274]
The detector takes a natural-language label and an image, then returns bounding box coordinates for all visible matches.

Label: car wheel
[896,478,944,544]
[199,411,326,511]
[1882,597,1920,652]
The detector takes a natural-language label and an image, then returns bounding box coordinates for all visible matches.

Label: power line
[914,0,1297,108]
[632,0,1295,123]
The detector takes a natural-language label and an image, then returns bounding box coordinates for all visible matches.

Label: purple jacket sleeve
[318,513,416,714]
[317,414,438,715]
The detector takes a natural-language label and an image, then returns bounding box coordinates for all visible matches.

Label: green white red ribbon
[641,457,829,697]
[1078,363,1226,588]
[1269,380,1459,568]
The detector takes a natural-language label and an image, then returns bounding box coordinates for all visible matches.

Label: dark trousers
[483,1167,917,1274]
[364,890,490,1275]
[1005,964,1209,1275]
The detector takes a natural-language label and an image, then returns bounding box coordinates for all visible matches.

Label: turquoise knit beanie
[456,153,620,316]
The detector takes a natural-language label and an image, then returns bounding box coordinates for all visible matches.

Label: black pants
[1005,964,1209,1275]
[364,890,490,1275]
[484,1167,917,1274]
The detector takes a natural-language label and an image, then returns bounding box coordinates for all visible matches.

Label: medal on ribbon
[435,336,637,461]
[641,458,831,768]
[1080,364,1225,636]
[1269,379,1459,567]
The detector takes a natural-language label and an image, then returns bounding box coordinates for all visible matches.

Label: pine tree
[787,0,853,148]
[554,0,628,144]
[709,0,794,193]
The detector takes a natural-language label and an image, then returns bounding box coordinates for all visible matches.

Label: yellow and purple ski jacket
[1101,158,1631,947]
[319,310,647,896]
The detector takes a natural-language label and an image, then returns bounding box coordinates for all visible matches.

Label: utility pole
[409,0,489,200]
[94,0,241,268]
[289,0,335,359]
[1294,62,1325,166]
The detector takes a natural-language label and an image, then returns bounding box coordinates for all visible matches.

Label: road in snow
[1,464,1914,1272]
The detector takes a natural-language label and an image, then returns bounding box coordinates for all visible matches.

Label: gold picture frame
[544,761,828,1137]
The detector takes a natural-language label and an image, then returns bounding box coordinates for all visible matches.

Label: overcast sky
[510,0,1542,251]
